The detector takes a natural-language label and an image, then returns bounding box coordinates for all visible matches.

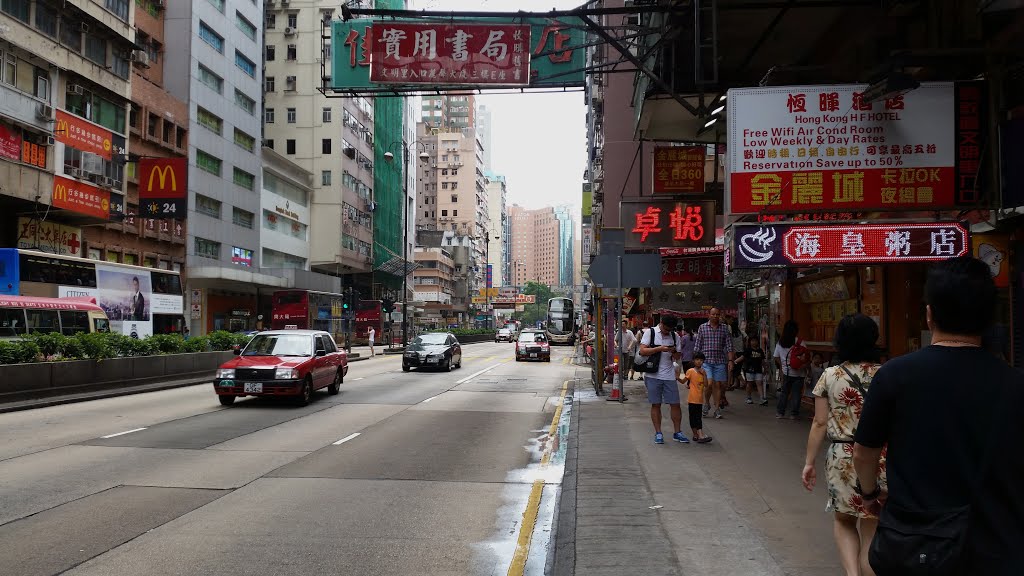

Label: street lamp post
[384,142,429,348]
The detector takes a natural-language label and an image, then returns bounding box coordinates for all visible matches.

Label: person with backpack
[801,314,885,576]
[773,320,808,420]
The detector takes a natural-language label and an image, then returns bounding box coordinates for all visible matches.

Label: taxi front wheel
[218,395,236,406]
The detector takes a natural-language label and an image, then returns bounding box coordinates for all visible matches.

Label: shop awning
[375,255,421,277]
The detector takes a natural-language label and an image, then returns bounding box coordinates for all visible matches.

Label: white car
[495,328,513,342]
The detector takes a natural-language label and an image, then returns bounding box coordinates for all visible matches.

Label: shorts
[644,376,681,405]
[688,403,704,430]
[743,372,764,382]
[703,362,728,383]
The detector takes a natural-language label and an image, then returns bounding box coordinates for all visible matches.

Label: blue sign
[0,249,19,295]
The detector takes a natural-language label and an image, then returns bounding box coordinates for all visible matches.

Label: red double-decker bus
[270,290,383,346]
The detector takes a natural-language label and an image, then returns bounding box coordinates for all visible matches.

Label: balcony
[0,85,52,133]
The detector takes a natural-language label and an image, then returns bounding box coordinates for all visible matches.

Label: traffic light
[382,297,395,313]
[342,288,352,311]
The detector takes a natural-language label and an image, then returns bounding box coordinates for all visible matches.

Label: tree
[518,281,555,326]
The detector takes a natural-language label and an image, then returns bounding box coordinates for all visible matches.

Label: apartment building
[412,246,455,329]
[509,204,574,290]
[421,94,475,132]
[1,0,134,256]
[485,172,508,287]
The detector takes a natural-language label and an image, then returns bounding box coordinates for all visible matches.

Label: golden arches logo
[55,119,69,136]
[146,164,177,192]
[53,184,68,202]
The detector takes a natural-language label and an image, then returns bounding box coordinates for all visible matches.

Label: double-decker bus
[0,248,184,337]
[271,290,383,346]
[545,297,576,345]
[0,295,110,338]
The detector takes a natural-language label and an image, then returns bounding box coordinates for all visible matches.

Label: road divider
[332,432,361,446]
[100,427,147,439]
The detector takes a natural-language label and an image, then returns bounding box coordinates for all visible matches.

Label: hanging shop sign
[728,222,969,268]
[973,234,1010,288]
[662,255,724,283]
[332,18,585,92]
[621,200,716,249]
[52,175,110,220]
[139,157,188,219]
[15,218,83,256]
[653,146,705,193]
[55,110,113,160]
[0,123,22,161]
[727,82,987,213]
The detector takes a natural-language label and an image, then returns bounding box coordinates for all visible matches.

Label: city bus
[545,297,576,345]
[270,290,383,346]
[0,248,184,337]
[0,295,110,339]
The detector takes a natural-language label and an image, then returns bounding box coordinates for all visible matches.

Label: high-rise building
[421,94,476,133]
[165,0,269,333]
[477,104,493,170]
[485,173,507,287]
[509,204,575,290]
[554,205,576,288]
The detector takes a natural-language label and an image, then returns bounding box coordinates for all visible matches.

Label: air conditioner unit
[79,22,89,33]
[35,103,53,120]
[71,168,85,179]
[342,147,355,159]
[284,27,296,36]
[68,84,85,95]
[88,172,103,184]
[154,0,165,8]
[46,135,55,146]
[131,50,150,68]
[101,176,115,188]
[281,0,290,4]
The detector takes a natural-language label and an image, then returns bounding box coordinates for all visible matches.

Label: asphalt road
[0,341,577,576]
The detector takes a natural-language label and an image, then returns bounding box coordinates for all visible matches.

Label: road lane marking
[507,479,544,576]
[100,427,147,439]
[541,381,570,465]
[455,362,503,384]
[421,395,438,403]
[353,377,365,381]
[332,432,361,445]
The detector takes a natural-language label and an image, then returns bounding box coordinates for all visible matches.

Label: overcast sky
[411,0,588,212]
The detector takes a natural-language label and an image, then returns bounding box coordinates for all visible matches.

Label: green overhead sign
[330,18,586,92]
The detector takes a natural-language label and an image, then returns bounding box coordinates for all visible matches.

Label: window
[163,119,173,143]
[442,182,449,190]
[198,65,222,93]
[196,107,223,135]
[321,139,331,154]
[34,2,57,36]
[451,182,458,189]
[265,45,275,61]
[286,44,297,60]
[235,51,256,77]
[234,89,255,115]
[207,0,224,12]
[196,150,222,176]
[84,34,107,65]
[234,129,255,152]
[264,76,275,92]
[60,19,81,52]
[322,107,332,123]
[1,0,30,22]
[451,195,458,203]
[285,76,296,91]
[452,169,458,176]
[105,0,129,20]
[194,237,221,259]
[232,207,254,229]
[321,170,331,185]
[236,12,256,40]
[195,194,222,217]
[198,22,224,53]
[147,113,158,137]
[264,108,275,123]
[441,169,448,175]
[0,51,13,86]
[231,247,253,266]
[176,126,186,148]
[287,108,296,123]
[264,139,273,149]
[233,167,255,191]
[265,13,276,29]
[441,210,448,217]
[453,210,458,217]
[286,139,296,154]
[287,12,297,28]
[111,53,129,78]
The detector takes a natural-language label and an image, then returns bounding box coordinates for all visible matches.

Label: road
[0,341,577,576]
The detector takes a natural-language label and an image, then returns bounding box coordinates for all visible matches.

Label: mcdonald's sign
[52,175,110,220]
[139,157,187,219]
[55,110,112,160]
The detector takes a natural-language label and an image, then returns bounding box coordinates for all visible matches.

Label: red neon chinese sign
[621,200,716,249]
[781,222,969,265]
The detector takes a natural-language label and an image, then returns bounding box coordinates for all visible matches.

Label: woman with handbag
[801,314,885,576]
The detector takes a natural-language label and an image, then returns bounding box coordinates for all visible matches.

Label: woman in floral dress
[802,314,886,576]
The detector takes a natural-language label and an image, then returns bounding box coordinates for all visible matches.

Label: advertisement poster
[0,123,22,161]
[138,157,188,218]
[16,218,83,256]
[55,109,113,160]
[728,82,985,213]
[653,146,705,193]
[52,175,110,220]
[96,264,152,338]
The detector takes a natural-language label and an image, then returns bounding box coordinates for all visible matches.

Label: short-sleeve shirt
[694,322,733,364]
[773,343,806,377]
[812,362,880,441]
[739,347,765,373]
[684,367,706,404]
[680,333,695,362]
[368,328,375,341]
[640,327,682,381]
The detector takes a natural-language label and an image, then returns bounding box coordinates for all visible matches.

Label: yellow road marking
[507,479,544,576]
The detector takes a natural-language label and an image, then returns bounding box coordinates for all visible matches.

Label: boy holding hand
[679,352,713,444]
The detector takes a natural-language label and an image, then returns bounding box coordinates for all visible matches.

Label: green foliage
[207,330,239,351]
[29,332,65,358]
[75,332,115,360]
[0,340,39,365]
[232,332,253,348]
[428,328,494,336]
[59,337,84,360]
[519,281,555,325]
[148,334,185,354]
[182,336,210,353]
[0,330,236,365]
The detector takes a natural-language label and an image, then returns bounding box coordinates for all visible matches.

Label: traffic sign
[586,253,663,289]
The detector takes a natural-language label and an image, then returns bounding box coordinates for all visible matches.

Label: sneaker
[787,414,799,420]
[672,432,690,444]
[759,399,769,406]
[745,397,753,405]
[701,407,710,417]
[714,410,723,419]
[697,436,713,444]
[775,413,785,419]
[654,432,665,444]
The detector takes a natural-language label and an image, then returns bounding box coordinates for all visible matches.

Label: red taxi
[213,330,347,406]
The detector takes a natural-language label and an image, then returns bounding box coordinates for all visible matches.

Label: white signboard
[151,293,183,315]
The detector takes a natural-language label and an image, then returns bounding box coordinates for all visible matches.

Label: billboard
[52,175,110,219]
[621,200,716,249]
[653,146,705,193]
[16,218,83,257]
[728,222,969,268]
[727,82,986,213]
[95,264,152,338]
[0,122,22,161]
[139,157,187,219]
[55,109,113,160]
[331,18,585,93]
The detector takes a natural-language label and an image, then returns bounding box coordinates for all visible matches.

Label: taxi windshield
[519,332,546,343]
[242,334,312,356]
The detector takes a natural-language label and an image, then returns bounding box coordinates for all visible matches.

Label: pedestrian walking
[367,326,376,357]
[853,257,1024,575]
[802,313,885,576]
[679,351,712,443]
[616,320,637,379]
[637,315,687,444]
[734,335,768,405]
[680,327,695,373]
[694,307,734,419]
[773,320,808,419]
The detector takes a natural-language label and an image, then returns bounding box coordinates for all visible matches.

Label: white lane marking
[100,427,147,439]
[421,395,438,403]
[354,377,365,381]
[332,432,361,445]
[455,362,503,385]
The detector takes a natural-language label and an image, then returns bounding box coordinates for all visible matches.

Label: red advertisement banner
[22,140,46,169]
[0,123,22,161]
[730,167,955,214]
[52,175,110,220]
[662,255,724,283]
[55,110,113,160]
[653,146,705,193]
[370,23,531,85]
[780,222,968,265]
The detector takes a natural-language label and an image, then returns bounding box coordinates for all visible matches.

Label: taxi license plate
[243,382,262,393]
[530,353,537,358]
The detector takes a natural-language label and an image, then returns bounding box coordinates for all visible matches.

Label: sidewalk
[554,376,839,576]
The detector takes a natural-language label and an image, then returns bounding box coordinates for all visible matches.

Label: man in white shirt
[637,315,688,444]
[368,326,376,357]
[616,319,637,380]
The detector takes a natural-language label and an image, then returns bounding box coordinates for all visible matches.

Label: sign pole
[616,255,625,402]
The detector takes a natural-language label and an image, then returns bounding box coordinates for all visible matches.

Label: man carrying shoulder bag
[636,315,687,445]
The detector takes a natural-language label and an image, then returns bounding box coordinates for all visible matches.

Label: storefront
[205,291,258,334]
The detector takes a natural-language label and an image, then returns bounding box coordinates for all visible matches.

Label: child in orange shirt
[679,352,713,444]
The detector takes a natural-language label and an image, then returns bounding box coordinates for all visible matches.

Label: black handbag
[634,328,672,374]
[867,378,1005,576]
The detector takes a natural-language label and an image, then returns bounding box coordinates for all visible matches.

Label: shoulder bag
[634,328,673,373]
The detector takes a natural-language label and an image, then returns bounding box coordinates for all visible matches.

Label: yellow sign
[478,288,498,297]
[147,164,177,191]
[472,296,487,304]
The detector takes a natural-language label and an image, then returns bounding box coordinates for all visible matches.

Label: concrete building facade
[485,173,507,288]
[509,204,574,291]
